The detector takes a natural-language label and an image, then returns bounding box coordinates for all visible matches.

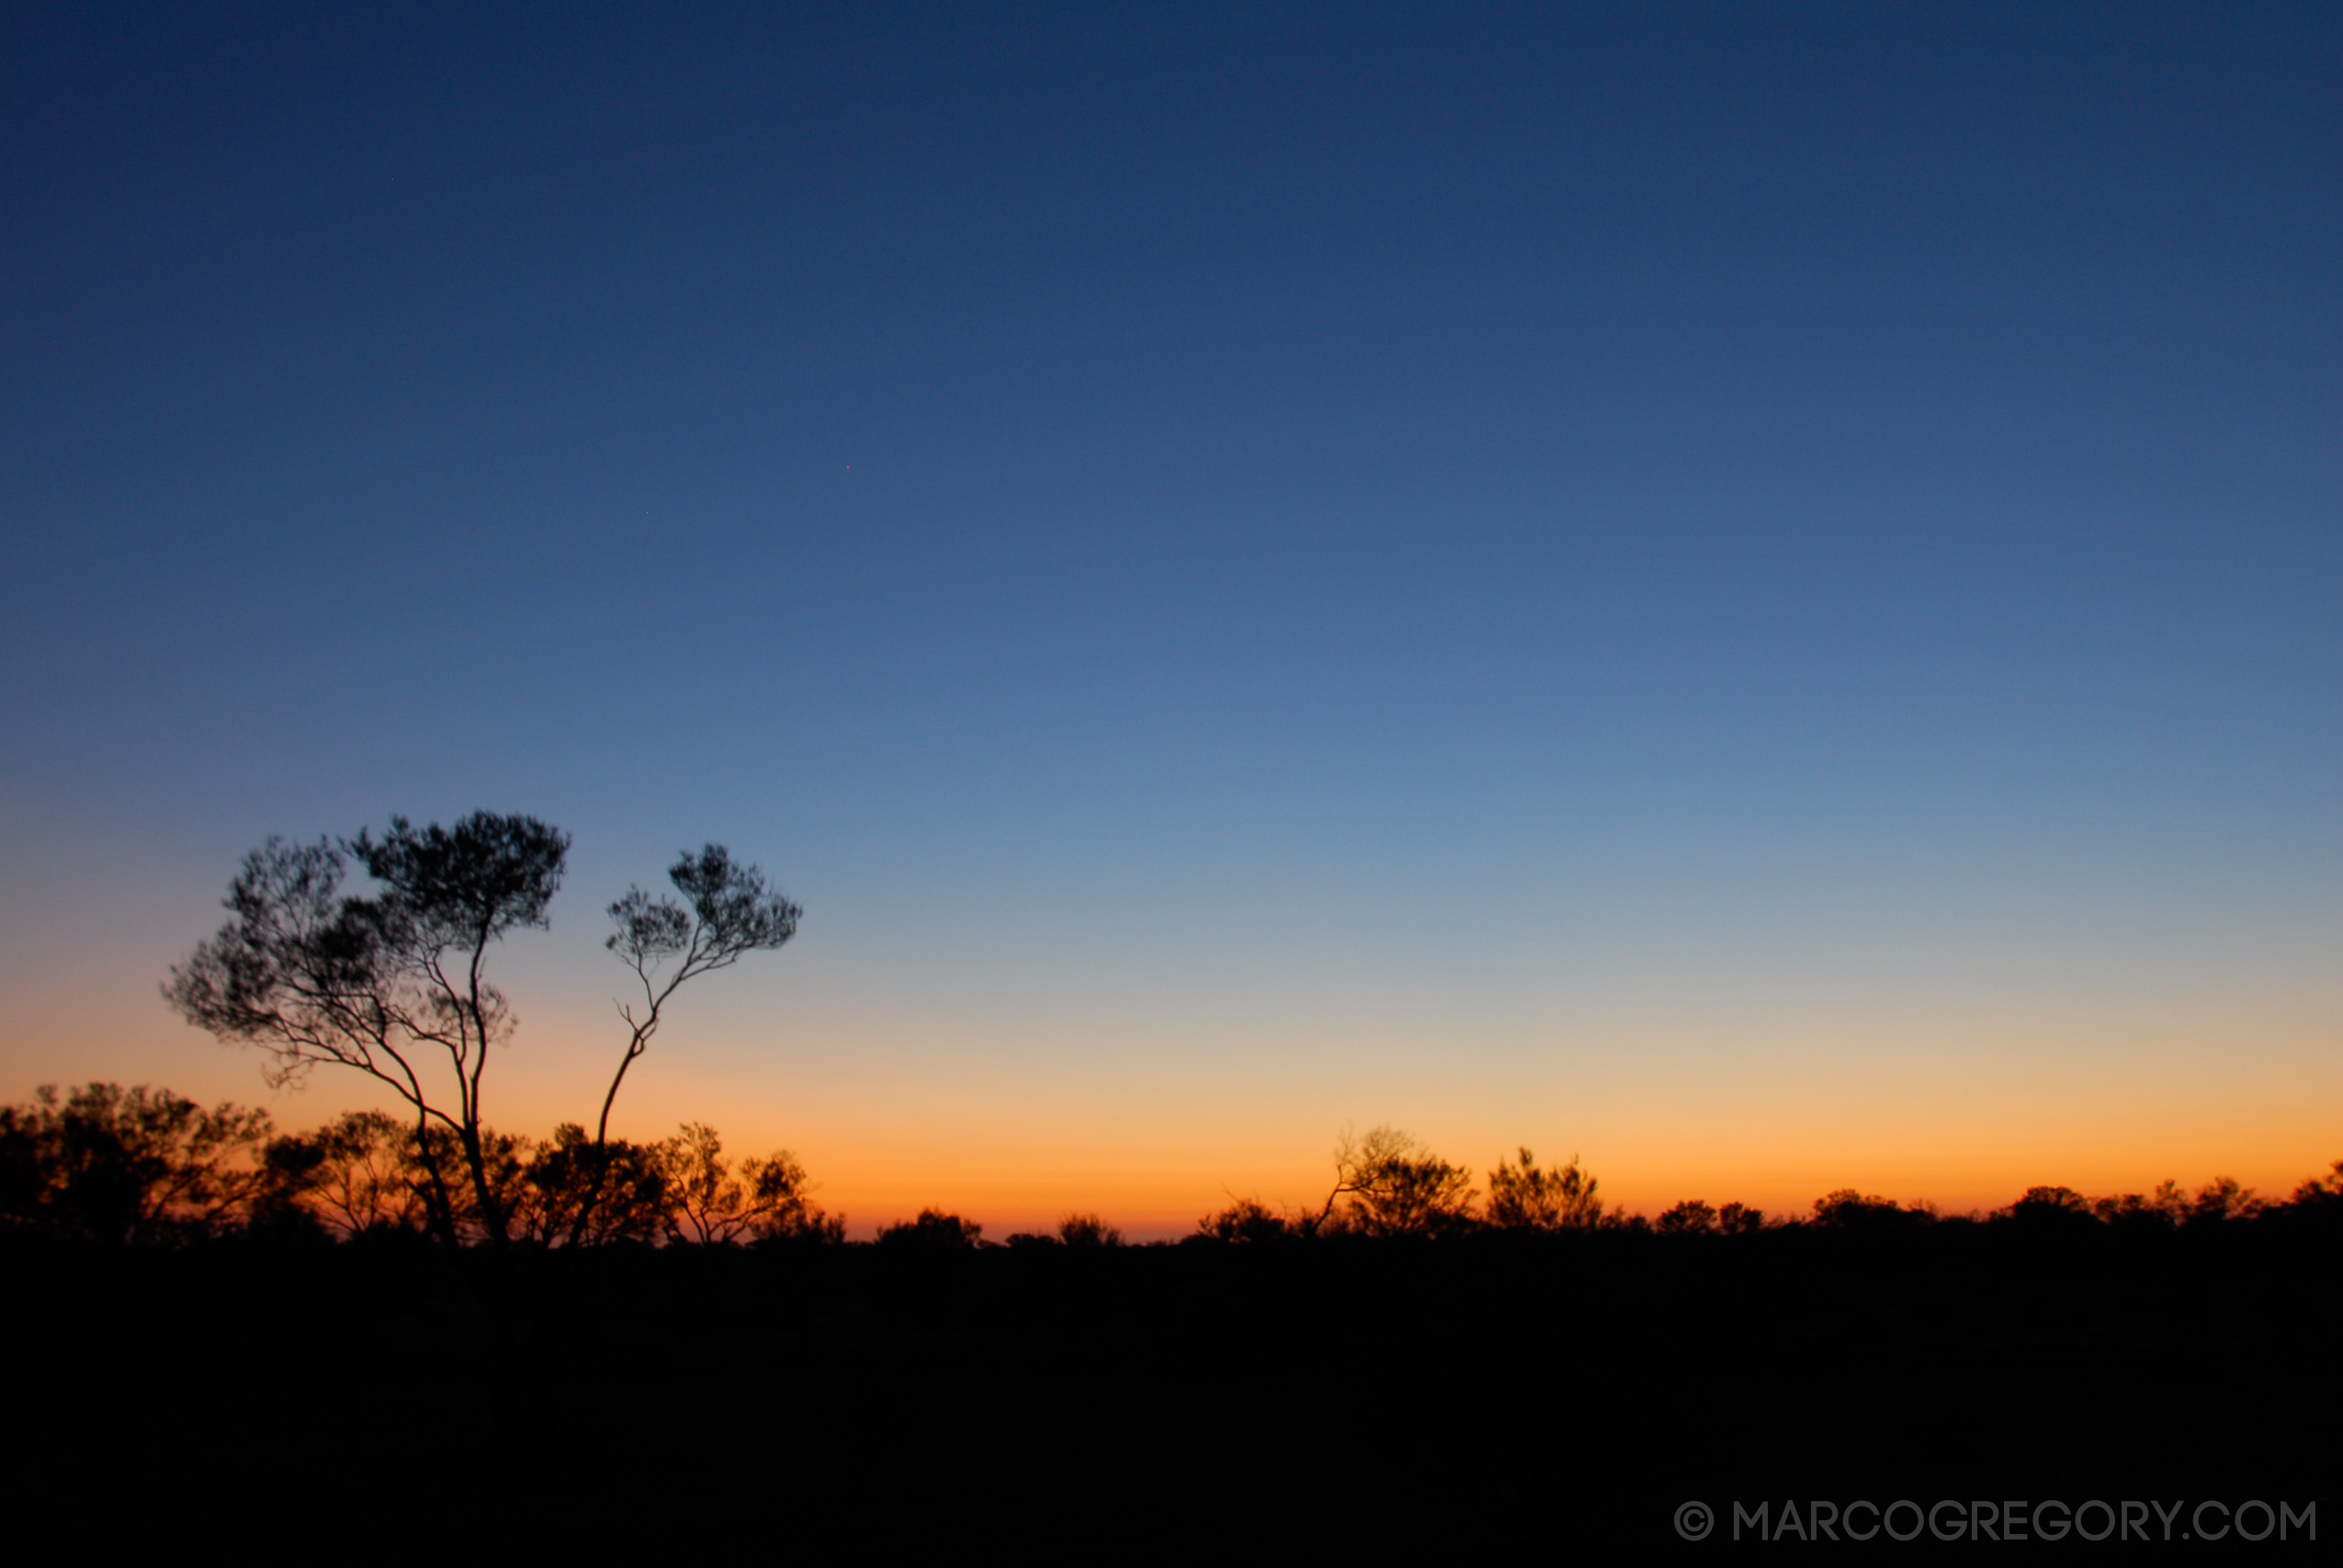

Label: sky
[3,3,2337,1236]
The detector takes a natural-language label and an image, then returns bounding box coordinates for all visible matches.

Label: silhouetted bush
[513,1122,843,1246]
[1194,1196,1296,1244]
[2094,1180,2189,1229]
[2288,1160,2343,1212]
[0,1084,274,1244]
[0,1083,843,1251]
[877,1208,982,1251]
[1658,1199,1717,1233]
[1999,1186,2098,1230]
[2188,1176,2262,1225]
[522,1124,670,1245]
[15,1081,2343,1272]
[1307,1124,1477,1237]
[1810,1189,1932,1232]
[1058,1212,1123,1247]
[662,1123,843,1245]
[260,1110,430,1235]
[1486,1147,1604,1230]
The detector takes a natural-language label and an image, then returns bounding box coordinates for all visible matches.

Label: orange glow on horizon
[6,935,2337,1243]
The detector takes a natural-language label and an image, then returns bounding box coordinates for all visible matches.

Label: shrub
[1325,1126,1476,1237]
[1058,1212,1122,1247]
[0,1083,274,1244]
[1657,1200,1717,1234]
[1194,1197,1295,1244]
[877,1208,982,1251]
[1486,1147,1602,1231]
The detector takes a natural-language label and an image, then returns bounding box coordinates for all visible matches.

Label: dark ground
[8,1224,2334,1554]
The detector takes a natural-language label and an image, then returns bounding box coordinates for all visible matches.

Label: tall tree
[164,812,569,1247]
[562,845,798,1247]
[1315,1124,1477,1237]
[594,844,800,1145]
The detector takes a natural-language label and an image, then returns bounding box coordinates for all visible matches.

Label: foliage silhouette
[17,1162,2339,1551]
[0,1081,853,1260]
[524,1125,670,1246]
[1657,1199,1718,1233]
[654,1122,840,1246]
[570,845,801,1245]
[1058,1212,1123,1247]
[1297,1125,1477,1237]
[596,845,800,1145]
[0,1084,274,1244]
[164,813,570,1247]
[1810,1189,1932,1232]
[2188,1176,2263,1224]
[260,1109,430,1236]
[15,1078,2343,1275]
[2291,1159,2343,1206]
[2002,1186,2097,1230]
[1194,1196,1296,1244]
[2093,1180,2190,1228]
[877,1208,983,1251]
[164,817,809,1256]
[1486,1146,1604,1230]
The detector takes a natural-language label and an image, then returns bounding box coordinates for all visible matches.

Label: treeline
[0,1082,837,1247]
[1194,1122,2343,1240]
[8,1086,2340,1250]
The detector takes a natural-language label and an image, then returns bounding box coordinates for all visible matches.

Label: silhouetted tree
[877,1208,982,1250]
[1811,1189,1930,1231]
[0,1083,274,1243]
[1485,1147,1604,1230]
[2094,1180,2189,1228]
[2014,1185,2090,1212]
[653,1122,841,1245]
[1194,1196,1295,1244]
[260,1109,430,1236]
[1314,1125,1476,1237]
[1657,1199,1718,1234]
[2290,1160,2343,1207]
[523,1125,669,1246]
[1716,1201,1765,1233]
[2003,1186,2097,1229]
[415,1122,538,1245]
[595,845,800,1145]
[2187,1176,2262,1224]
[568,846,801,1244]
[1058,1212,1122,1247]
[164,813,570,1247]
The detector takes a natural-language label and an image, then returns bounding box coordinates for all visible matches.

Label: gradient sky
[4,3,2337,1236]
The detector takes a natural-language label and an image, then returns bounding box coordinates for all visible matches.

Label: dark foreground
[10,1224,2334,1552]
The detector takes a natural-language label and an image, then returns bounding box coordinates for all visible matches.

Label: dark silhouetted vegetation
[0,1083,276,1244]
[162,814,571,1248]
[164,813,803,1256]
[2,1083,841,1251]
[18,1088,2331,1268]
[1057,1211,1122,1247]
[8,1088,2338,1549]
[592,848,799,1130]
[11,1093,2337,1551]
[876,1207,983,1250]
[1487,1145,1605,1230]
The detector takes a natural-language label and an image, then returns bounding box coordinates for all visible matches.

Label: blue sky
[4,4,2337,1231]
